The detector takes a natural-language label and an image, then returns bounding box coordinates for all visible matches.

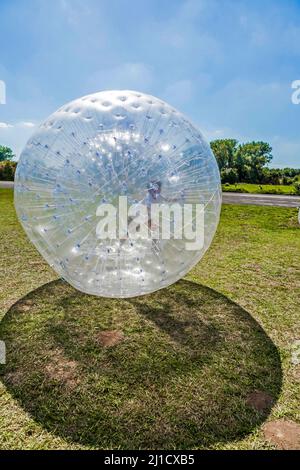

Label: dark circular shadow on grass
[0,279,282,449]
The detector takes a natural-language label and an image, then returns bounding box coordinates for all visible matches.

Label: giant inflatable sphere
[15,90,221,298]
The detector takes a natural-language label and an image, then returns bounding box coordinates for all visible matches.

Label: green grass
[222,183,298,195]
[0,188,299,449]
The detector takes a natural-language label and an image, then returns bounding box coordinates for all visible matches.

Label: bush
[265,188,280,194]
[221,168,239,184]
[293,182,300,195]
[234,187,248,193]
[0,161,17,181]
[282,176,293,185]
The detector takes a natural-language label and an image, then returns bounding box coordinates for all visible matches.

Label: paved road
[1,182,299,207]
[222,191,300,208]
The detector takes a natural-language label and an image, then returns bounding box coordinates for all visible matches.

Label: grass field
[0,188,299,449]
[222,183,298,195]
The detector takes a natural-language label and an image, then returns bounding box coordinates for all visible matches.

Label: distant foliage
[0,146,15,162]
[210,139,300,185]
[0,145,17,181]
[221,167,239,184]
[294,182,300,195]
[0,161,17,181]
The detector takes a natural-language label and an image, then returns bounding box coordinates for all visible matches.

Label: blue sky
[0,0,300,167]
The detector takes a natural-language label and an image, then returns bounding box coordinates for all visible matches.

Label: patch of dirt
[263,419,300,450]
[96,330,125,348]
[246,390,274,412]
[292,366,300,382]
[4,370,25,387]
[242,263,262,272]
[45,348,79,389]
[291,340,300,365]
[15,299,34,313]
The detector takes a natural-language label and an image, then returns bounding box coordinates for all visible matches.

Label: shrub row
[0,161,17,181]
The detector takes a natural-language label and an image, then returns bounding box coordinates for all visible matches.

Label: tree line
[0,146,16,181]
[210,139,300,188]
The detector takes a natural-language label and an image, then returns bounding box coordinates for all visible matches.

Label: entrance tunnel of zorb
[14,90,221,298]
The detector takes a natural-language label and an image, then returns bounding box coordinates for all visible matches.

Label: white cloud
[17,121,36,128]
[0,122,13,129]
[0,121,36,129]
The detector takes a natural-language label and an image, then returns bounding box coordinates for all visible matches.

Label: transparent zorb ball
[14,90,221,298]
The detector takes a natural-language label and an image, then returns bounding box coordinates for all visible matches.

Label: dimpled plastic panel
[14,90,221,297]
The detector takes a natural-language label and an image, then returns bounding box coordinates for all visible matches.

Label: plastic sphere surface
[15,90,221,298]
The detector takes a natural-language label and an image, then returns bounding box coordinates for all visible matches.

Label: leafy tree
[282,175,293,185]
[0,145,15,162]
[210,139,276,184]
[235,141,273,183]
[262,168,281,185]
[210,139,238,171]
[281,168,300,178]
